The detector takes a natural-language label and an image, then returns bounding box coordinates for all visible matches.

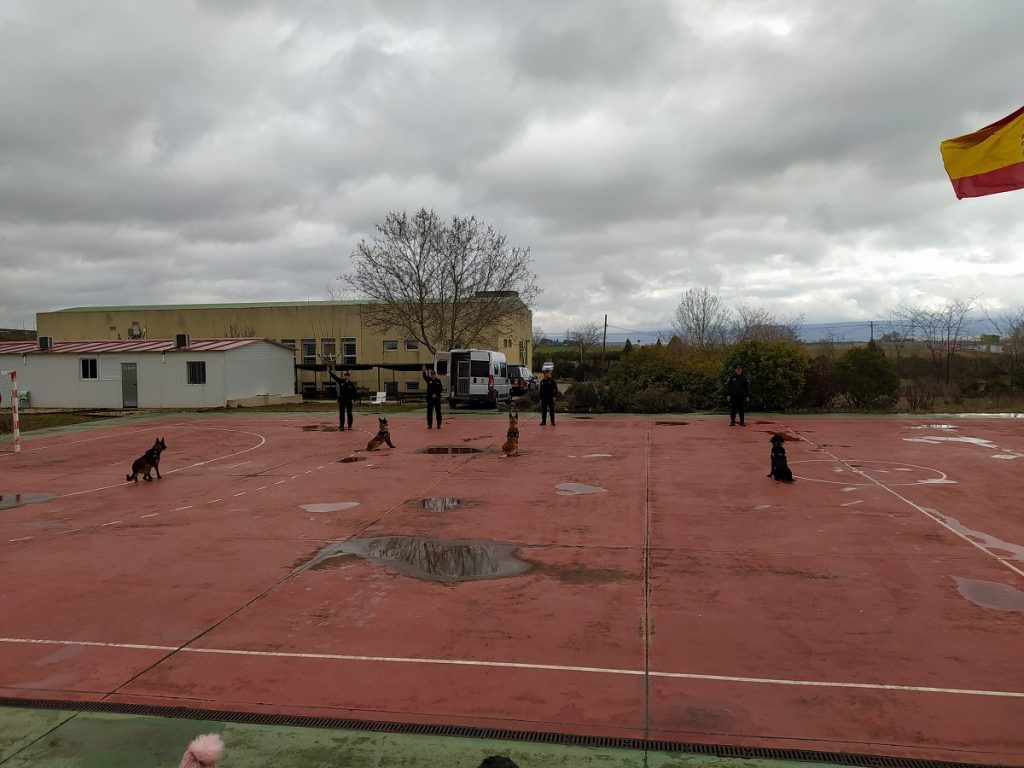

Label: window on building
[281,338,296,351]
[321,338,337,363]
[80,358,98,379]
[341,338,357,365]
[404,339,419,351]
[187,361,207,385]
[301,338,316,364]
[384,380,398,395]
[383,340,398,352]
[406,380,420,390]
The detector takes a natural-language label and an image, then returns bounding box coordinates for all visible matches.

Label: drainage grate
[0,697,1009,768]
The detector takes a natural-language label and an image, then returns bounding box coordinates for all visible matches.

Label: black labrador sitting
[768,434,794,482]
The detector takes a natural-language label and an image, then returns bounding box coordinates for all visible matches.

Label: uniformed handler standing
[327,369,358,430]
[423,365,444,429]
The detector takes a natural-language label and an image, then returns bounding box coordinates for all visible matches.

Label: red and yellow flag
[940,105,1024,199]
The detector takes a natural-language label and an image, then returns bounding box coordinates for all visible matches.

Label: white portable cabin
[433,349,511,408]
[0,337,295,409]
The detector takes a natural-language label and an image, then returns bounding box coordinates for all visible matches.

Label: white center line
[173,506,193,511]
[207,498,222,504]
[8,536,34,542]
[0,636,1018,700]
[140,513,159,518]
[101,521,122,526]
[233,492,246,497]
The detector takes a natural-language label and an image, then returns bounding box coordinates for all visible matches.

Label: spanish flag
[940,105,1024,199]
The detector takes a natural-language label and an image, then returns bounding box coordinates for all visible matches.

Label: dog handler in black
[726,365,749,426]
[327,369,358,430]
[539,369,559,425]
[423,365,444,429]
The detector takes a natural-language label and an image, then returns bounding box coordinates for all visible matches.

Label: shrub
[723,340,809,411]
[835,341,900,409]
[903,380,937,411]
[631,385,691,413]
[802,355,842,409]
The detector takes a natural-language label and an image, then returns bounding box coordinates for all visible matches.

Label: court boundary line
[783,428,1024,578]
[1,637,1021,699]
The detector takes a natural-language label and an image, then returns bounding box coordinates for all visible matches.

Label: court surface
[1,411,1021,765]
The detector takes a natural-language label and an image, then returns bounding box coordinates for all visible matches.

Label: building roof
[50,301,364,312]
[0,338,285,355]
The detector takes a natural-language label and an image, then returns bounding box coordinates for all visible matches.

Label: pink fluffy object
[179,733,224,768]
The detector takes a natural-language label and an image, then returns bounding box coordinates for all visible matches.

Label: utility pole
[601,314,608,373]
[870,320,874,342]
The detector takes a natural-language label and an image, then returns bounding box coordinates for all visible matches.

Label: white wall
[223,343,295,399]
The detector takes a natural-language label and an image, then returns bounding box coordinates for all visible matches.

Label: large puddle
[295,536,531,582]
[0,493,54,510]
[954,577,1024,612]
[555,482,607,496]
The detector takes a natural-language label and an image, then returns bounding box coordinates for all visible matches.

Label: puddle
[0,493,54,510]
[954,577,1024,612]
[926,508,1024,560]
[301,425,342,432]
[422,446,484,454]
[295,536,531,582]
[338,456,366,463]
[556,482,607,496]
[418,496,466,511]
[655,421,688,426]
[581,453,612,458]
[903,435,995,447]
[301,502,360,513]
[991,454,1020,460]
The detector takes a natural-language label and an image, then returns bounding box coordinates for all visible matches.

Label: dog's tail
[179,733,224,768]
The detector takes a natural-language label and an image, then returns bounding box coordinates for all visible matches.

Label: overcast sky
[2,1,1022,339]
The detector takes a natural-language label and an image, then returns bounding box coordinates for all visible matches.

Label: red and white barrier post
[1,370,19,453]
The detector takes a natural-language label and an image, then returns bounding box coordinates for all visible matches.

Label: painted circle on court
[790,459,951,486]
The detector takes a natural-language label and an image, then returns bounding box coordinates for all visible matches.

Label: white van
[434,349,512,408]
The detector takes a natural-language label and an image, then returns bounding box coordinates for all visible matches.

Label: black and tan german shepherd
[366,418,395,451]
[767,434,794,482]
[500,411,520,457]
[126,437,166,482]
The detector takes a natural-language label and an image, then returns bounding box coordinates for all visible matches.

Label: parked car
[508,364,536,396]
[541,361,554,373]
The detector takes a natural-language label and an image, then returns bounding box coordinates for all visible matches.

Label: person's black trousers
[540,399,555,424]
[427,401,442,428]
[338,401,353,429]
[729,399,745,425]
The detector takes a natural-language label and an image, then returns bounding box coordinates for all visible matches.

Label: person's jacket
[539,377,559,401]
[423,370,444,401]
[328,371,358,403]
[726,372,749,399]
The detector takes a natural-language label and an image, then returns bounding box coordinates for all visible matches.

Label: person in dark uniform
[538,369,559,425]
[422,365,444,429]
[327,369,358,430]
[726,365,749,426]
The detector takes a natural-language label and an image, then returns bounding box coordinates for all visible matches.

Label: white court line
[140,513,159,518]
[275,480,286,485]
[791,447,1024,578]
[0,636,1019,699]
[233,492,246,497]
[101,521,122,527]
[47,426,268,500]
[256,486,268,491]
[174,506,193,511]
[839,500,863,507]
[8,536,34,542]
[0,422,191,458]
[207,499,222,504]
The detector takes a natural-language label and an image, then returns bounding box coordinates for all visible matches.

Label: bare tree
[345,209,539,354]
[673,286,731,350]
[731,303,803,343]
[880,310,917,375]
[986,304,1024,391]
[567,321,602,363]
[897,297,978,389]
[531,327,546,347]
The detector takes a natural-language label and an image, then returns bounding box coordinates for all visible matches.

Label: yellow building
[36,300,533,397]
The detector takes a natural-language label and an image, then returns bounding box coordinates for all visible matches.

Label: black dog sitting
[767,434,794,482]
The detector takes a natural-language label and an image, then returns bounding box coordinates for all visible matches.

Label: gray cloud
[1,1,1023,337]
